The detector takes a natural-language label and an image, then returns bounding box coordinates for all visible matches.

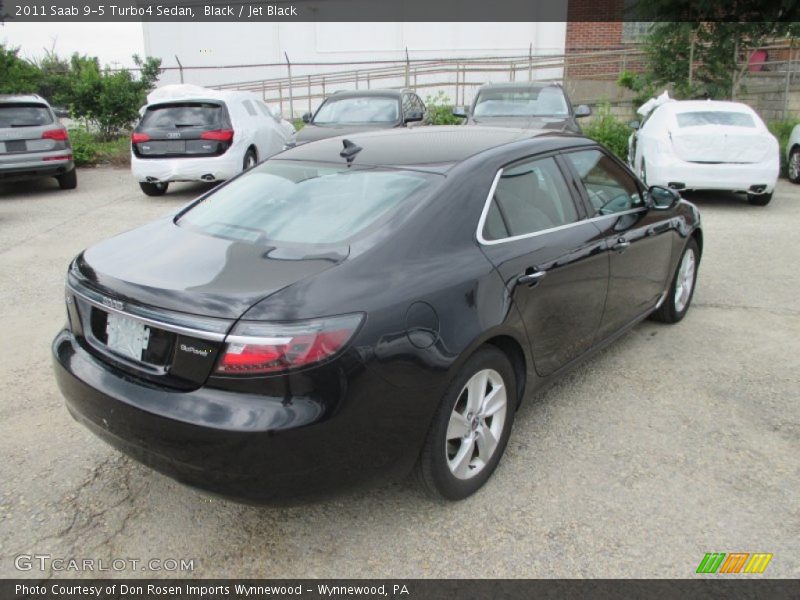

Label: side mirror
[648,185,679,210]
[53,107,69,118]
[574,105,592,118]
[302,112,313,124]
[404,110,424,123]
[452,106,469,119]
[628,120,640,130]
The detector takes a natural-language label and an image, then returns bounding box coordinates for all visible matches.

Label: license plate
[166,141,185,153]
[106,313,150,361]
[5,140,26,152]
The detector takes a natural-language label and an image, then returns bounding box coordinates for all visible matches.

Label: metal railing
[205,48,647,117]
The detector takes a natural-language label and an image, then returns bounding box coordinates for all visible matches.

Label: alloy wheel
[445,369,507,480]
[790,151,800,181]
[674,248,696,313]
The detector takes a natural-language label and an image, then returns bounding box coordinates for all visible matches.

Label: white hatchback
[629,99,779,206]
[131,85,294,196]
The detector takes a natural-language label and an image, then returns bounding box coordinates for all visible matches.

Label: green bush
[582,103,632,162]
[768,119,800,175]
[424,91,464,125]
[67,127,99,167]
[68,127,130,167]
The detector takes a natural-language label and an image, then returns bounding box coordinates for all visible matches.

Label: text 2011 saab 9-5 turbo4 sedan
[53,126,702,502]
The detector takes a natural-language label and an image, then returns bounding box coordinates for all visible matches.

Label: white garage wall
[143,22,567,98]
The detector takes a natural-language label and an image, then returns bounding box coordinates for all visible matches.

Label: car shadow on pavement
[0,177,66,199]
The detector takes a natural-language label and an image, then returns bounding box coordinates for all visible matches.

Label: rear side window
[563,149,643,216]
[179,161,437,245]
[483,156,578,241]
[676,111,756,128]
[140,103,224,129]
[0,103,53,128]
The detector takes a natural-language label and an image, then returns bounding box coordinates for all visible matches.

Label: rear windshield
[313,97,400,125]
[473,87,568,118]
[140,102,224,129]
[676,111,756,128]
[178,160,437,245]
[0,103,53,128]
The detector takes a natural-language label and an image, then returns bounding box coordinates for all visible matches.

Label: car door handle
[612,239,631,252]
[517,270,547,286]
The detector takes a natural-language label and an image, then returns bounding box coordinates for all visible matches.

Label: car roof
[277,126,586,171]
[326,89,406,99]
[0,94,49,105]
[477,82,563,91]
[663,100,757,114]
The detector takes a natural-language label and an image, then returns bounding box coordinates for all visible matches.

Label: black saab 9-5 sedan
[53,126,702,502]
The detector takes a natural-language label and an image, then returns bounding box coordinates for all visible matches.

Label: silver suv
[0,95,77,189]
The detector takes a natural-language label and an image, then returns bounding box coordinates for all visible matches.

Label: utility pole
[174,55,184,83]
[285,52,294,118]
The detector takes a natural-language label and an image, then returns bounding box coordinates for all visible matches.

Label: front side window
[676,111,756,128]
[563,149,643,216]
[313,97,400,125]
[483,156,579,241]
[473,87,568,118]
[179,161,437,245]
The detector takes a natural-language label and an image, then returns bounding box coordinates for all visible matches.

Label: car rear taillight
[215,314,363,375]
[42,128,69,141]
[200,129,234,142]
[131,132,150,143]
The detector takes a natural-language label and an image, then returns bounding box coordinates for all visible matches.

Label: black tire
[651,237,700,324]
[788,147,800,183]
[415,346,517,501]
[139,181,168,196]
[56,168,77,190]
[243,148,257,171]
[747,192,772,206]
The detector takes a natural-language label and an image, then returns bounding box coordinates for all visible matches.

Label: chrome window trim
[67,283,230,342]
[476,167,647,246]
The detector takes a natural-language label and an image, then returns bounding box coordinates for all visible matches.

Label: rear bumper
[131,152,241,183]
[647,156,779,193]
[52,329,429,503]
[0,156,74,180]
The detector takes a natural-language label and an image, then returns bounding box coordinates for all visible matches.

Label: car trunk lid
[669,111,771,163]
[68,218,346,389]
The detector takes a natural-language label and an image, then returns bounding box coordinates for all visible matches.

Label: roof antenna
[340,139,363,164]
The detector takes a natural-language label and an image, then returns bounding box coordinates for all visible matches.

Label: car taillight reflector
[215,314,363,375]
[42,128,69,141]
[200,129,234,142]
[131,132,150,143]
[43,154,73,161]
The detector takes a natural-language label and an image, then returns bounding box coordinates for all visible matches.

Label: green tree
[68,54,162,139]
[0,44,41,94]
[620,1,800,100]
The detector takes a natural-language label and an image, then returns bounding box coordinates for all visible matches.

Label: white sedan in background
[629,98,779,206]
